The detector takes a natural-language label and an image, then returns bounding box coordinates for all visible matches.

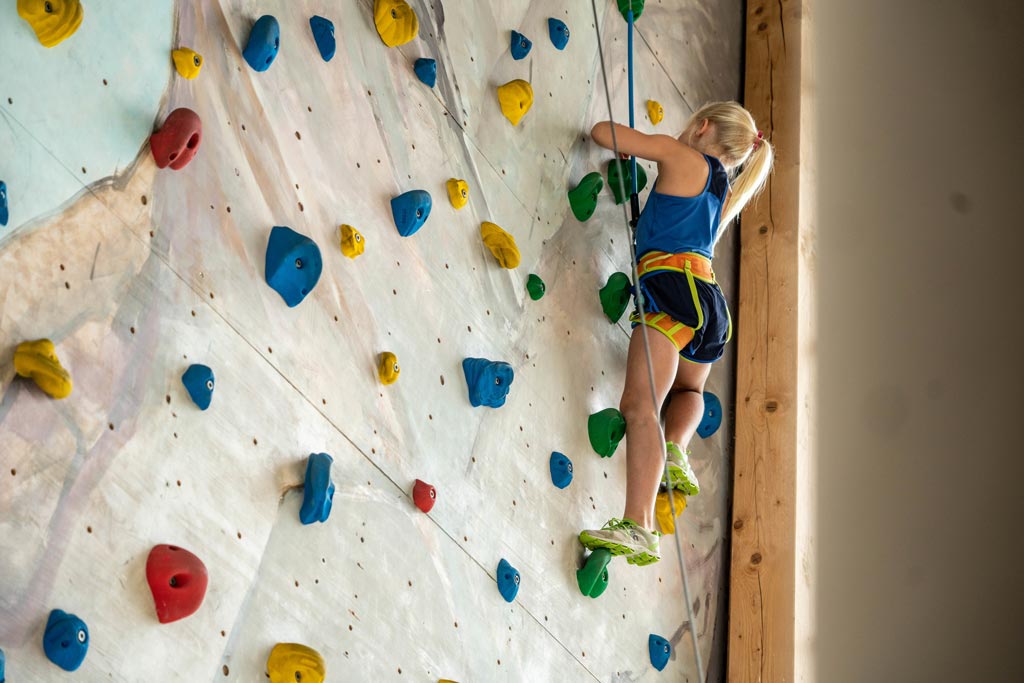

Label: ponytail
[721,135,773,225]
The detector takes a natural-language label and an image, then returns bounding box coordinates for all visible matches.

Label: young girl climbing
[579,102,773,565]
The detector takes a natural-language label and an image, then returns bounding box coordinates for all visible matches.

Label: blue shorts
[628,252,732,363]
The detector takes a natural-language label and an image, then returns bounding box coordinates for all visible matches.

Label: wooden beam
[728,0,805,681]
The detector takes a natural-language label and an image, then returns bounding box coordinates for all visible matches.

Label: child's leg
[664,360,712,446]
[620,328,680,530]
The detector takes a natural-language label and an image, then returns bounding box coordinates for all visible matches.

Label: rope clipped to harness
[591,2,705,679]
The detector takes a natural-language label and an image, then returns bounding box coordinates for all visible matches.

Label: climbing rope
[588,1,706,679]
[626,9,641,226]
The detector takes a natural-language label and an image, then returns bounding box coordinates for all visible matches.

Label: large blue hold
[43,609,89,672]
[309,16,336,62]
[649,633,671,671]
[549,451,573,489]
[696,391,723,438]
[0,181,8,227]
[0,646,5,682]
[243,15,281,72]
[414,58,437,87]
[390,190,432,237]
[548,18,570,50]
[496,558,520,603]
[462,357,514,408]
[265,226,323,307]
[181,364,215,410]
[300,452,335,525]
[510,30,532,60]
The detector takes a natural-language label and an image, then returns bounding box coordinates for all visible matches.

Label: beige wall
[812,1,1023,680]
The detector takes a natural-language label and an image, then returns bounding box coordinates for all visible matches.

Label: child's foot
[663,442,700,496]
[579,518,661,566]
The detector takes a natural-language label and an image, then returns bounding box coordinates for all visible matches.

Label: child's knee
[619,394,656,422]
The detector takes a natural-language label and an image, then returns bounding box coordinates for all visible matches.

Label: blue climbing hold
[414,58,437,87]
[510,30,532,60]
[548,18,570,50]
[0,646,5,682]
[300,452,335,525]
[462,357,514,408]
[243,15,281,72]
[648,633,671,671]
[0,181,8,227]
[181,364,215,410]
[309,16,336,62]
[265,226,323,307]
[696,391,723,438]
[390,190,432,237]
[496,558,520,602]
[549,452,573,489]
[43,609,89,672]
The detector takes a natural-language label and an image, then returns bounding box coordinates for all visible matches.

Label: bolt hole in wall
[0,0,743,679]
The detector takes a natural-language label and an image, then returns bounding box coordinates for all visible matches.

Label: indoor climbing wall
[0,0,742,680]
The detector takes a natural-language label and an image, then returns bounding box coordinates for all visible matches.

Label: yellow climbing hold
[267,643,326,683]
[373,0,418,47]
[647,99,664,126]
[378,351,400,385]
[17,0,83,48]
[340,224,365,259]
[497,80,534,127]
[480,222,521,269]
[655,490,686,534]
[13,339,72,399]
[172,48,203,80]
[446,179,469,210]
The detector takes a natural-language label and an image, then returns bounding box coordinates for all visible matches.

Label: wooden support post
[728,1,807,681]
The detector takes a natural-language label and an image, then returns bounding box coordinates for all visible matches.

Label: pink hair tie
[753,129,764,150]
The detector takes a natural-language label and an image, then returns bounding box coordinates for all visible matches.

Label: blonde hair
[685,101,774,227]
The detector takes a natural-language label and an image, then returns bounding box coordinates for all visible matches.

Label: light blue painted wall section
[0,2,174,236]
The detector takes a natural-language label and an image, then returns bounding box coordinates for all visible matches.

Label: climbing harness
[588,1,706,679]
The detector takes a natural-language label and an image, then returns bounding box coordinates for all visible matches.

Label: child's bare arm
[591,121,709,197]
[590,122,682,162]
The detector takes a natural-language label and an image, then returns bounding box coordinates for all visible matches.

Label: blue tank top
[634,154,729,260]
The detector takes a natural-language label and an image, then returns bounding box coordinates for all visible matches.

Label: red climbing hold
[412,479,437,513]
[150,108,203,171]
[145,544,209,624]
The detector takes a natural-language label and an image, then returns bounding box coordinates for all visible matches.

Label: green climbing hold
[527,274,546,300]
[617,0,645,21]
[588,407,626,457]
[567,172,603,222]
[577,548,613,598]
[606,159,647,205]
[599,272,631,323]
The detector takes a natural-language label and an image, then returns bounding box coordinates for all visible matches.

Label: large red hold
[150,108,202,170]
[412,479,436,513]
[146,544,209,624]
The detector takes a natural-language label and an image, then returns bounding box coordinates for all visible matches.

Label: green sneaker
[663,442,700,496]
[579,518,661,566]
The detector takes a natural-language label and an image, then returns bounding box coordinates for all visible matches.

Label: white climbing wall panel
[0,0,742,680]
